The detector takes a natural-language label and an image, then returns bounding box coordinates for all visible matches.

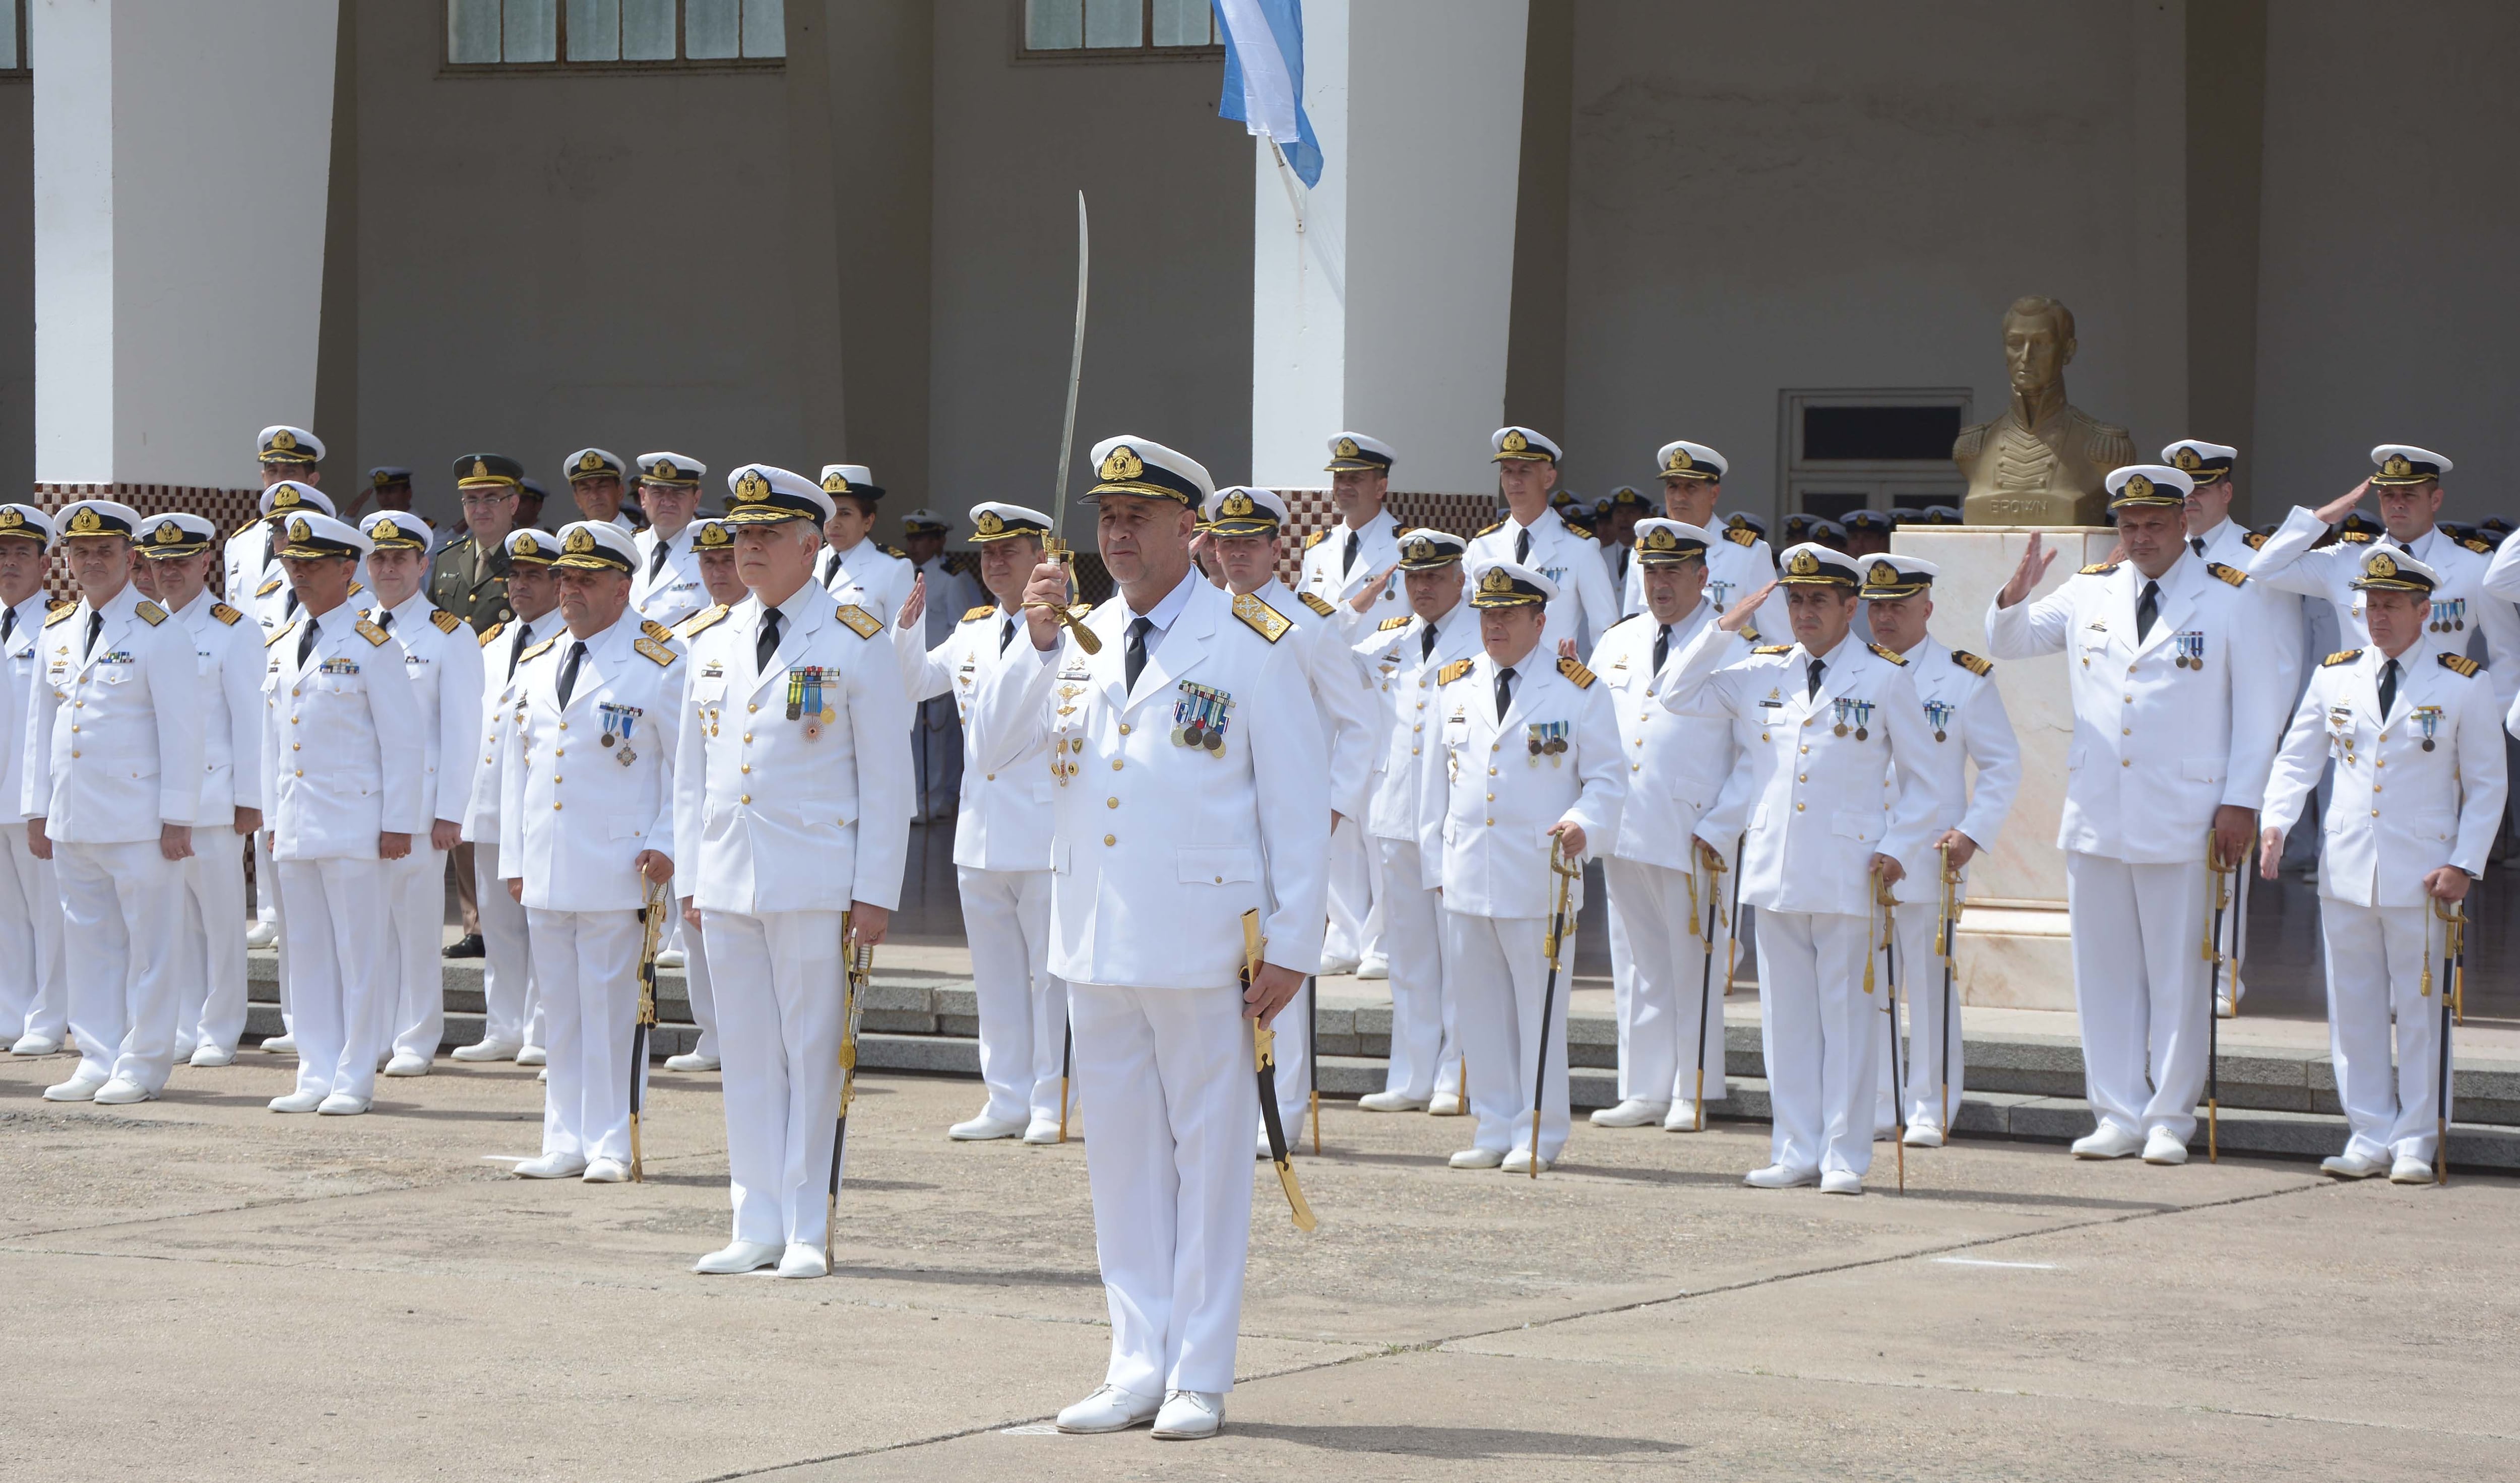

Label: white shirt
[23,585,205,842]
[261,604,427,860]
[498,611,684,912]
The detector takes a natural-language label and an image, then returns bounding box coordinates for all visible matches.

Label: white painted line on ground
[1932,1257,2059,1270]
[998,1424,1060,1436]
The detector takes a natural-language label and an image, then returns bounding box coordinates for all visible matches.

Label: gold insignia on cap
[2123,473,2154,499]
[1098,445,1145,481]
[513,532,542,556]
[366,517,395,539]
[2172,447,2201,471]
[1869,559,1899,586]
[974,509,1004,537]
[272,487,302,509]
[575,451,606,474]
[2366,550,2399,579]
[1479,566,1514,595]
[270,429,297,453]
[736,471,771,503]
[471,459,490,480]
[821,470,851,494]
[563,527,597,554]
[371,469,393,488]
[68,507,103,535]
[1335,436,1360,459]
[152,522,184,545]
[695,523,732,548]
[1220,491,1257,519]
[2383,454,2414,478]
[287,516,311,543]
[1405,537,1435,560]
[0,509,21,530]
[1644,527,1678,551]
[1787,549,1820,576]
[1500,429,1530,455]
[1663,446,1693,473]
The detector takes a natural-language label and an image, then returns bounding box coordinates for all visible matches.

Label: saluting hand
[2312,478,2373,529]
[1715,581,1775,634]
[896,573,926,631]
[1996,533,2057,609]
[1021,559,1070,651]
[1346,564,1399,614]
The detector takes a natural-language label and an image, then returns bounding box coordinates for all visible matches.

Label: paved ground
[3,1050,2512,1482]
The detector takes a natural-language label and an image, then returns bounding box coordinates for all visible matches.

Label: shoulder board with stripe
[2078,561,2120,576]
[1556,656,1597,688]
[961,604,997,623]
[1437,658,1476,685]
[2321,649,2362,667]
[1950,649,1992,676]
[354,618,390,647]
[2338,531,2377,544]
[2206,561,2247,588]
[640,618,673,642]
[2243,531,2270,551]
[1474,520,1504,538]
[209,602,244,627]
[256,576,283,598]
[2439,651,2482,678]
[1867,642,1907,666]
[1297,591,1336,617]
[1231,591,1291,643]
[517,635,558,664]
[1740,625,1762,644]
[677,605,729,639]
[633,635,678,668]
[1725,527,1757,548]
[834,603,883,638]
[1303,529,1328,549]
[231,515,263,539]
[477,620,506,648]
[1561,519,1594,540]
[430,608,463,633]
[1376,614,1413,632]
[44,600,77,627]
[2465,536,2495,554]
[878,544,909,561]
[265,620,299,649]
[135,600,167,626]
[1752,643,1793,655]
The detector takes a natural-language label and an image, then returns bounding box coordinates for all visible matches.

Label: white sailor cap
[731,465,838,527]
[504,527,560,567]
[900,507,951,536]
[1325,431,1396,473]
[1468,560,1558,607]
[564,448,626,484]
[1632,519,1713,565]
[2350,546,2439,593]
[969,502,1052,542]
[636,452,706,487]
[276,510,371,561]
[820,464,880,501]
[2162,439,2237,483]
[261,480,337,520]
[258,425,324,466]
[53,499,143,542]
[1775,542,1863,588]
[2106,465,2194,508]
[552,520,640,573]
[1397,529,1468,569]
[1491,426,1561,464]
[361,510,434,552]
[1202,486,1288,536]
[2371,444,2452,486]
[1857,553,1940,599]
[1087,435,1213,508]
[1655,440,1727,482]
[0,504,53,544]
[690,518,737,553]
[136,511,218,558]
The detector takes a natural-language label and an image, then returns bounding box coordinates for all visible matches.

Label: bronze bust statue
[1955,295,2133,526]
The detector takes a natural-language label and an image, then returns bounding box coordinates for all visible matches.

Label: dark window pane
[1802,405,1962,462]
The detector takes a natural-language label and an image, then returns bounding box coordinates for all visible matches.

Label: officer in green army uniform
[430,454,526,634]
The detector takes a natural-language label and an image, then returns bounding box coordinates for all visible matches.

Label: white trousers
[1603,857,1730,1108]
[2320,898,2447,1162]
[527,908,646,1164]
[1374,838,1460,1100]
[377,845,447,1064]
[2065,852,2210,1143]
[0,822,67,1045]
[175,828,250,1055]
[1875,885,1966,1131]
[703,908,847,1249]
[957,864,1071,1125]
[1321,814,1379,964]
[677,915,718,1060]
[1755,909,1876,1178]
[55,839,182,1089]
[255,828,289,1035]
[275,857,384,1102]
[474,842,541,1049]
[1445,911,1571,1159]
[1069,981,1255,1397]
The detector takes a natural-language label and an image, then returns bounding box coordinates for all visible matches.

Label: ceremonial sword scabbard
[1245,909,1317,1232]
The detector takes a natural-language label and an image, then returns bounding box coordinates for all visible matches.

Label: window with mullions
[447,0,785,69]
[1022,0,1222,57]
[0,0,28,77]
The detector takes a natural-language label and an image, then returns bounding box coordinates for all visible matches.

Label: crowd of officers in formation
[0,415,2506,1440]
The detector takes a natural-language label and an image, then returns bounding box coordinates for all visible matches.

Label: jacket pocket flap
[1177,846,1260,885]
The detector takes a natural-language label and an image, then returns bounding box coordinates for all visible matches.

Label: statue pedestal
[1891,526,2117,1012]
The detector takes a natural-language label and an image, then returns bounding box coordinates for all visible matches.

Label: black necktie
[1653,624,1671,672]
[821,550,840,585]
[1124,616,1153,691]
[999,617,1015,655]
[296,615,318,669]
[757,607,784,673]
[648,541,671,580]
[557,639,587,706]
[1494,665,1516,722]
[2378,657,2399,719]
[285,589,301,618]
[2136,580,2161,643]
[1806,657,1824,699]
[2190,537,2206,557]
[1342,530,1359,575]
[1516,527,1531,563]
[508,620,533,679]
[375,610,393,634]
[1419,623,1436,663]
[84,609,102,660]
[3,607,16,644]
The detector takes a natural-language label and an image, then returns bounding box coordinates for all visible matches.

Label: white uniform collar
[383,591,435,629]
[1122,567,1199,636]
[1339,507,1397,539]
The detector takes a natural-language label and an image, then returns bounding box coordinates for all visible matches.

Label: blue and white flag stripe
[1213,0,1323,188]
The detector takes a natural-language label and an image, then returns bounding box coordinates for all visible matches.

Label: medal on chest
[786,666,836,738]
[2430,597,2466,633]
[2413,704,2443,752]
[1832,696,1872,740]
[1172,681,1232,756]
[1526,720,1568,764]
[2172,631,2206,669]
[600,701,643,764]
[1923,698,1954,742]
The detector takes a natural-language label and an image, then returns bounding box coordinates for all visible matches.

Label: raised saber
[1246,910,1317,1231]
[628,878,668,1182]
[1028,190,1101,655]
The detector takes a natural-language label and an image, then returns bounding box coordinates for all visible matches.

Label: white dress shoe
[190,1044,236,1068]
[1903,1122,1945,1148]
[1151,1389,1224,1440]
[514,1152,590,1179]
[663,1051,720,1072]
[92,1077,155,1106]
[1663,1101,1709,1131]
[775,1243,829,1279]
[2389,1156,2435,1185]
[42,1074,105,1103]
[1500,1148,1550,1175]
[1054,1384,1161,1434]
[2141,1128,2188,1166]
[1589,1097,1667,1128]
[384,1053,431,1077]
[1447,1146,1505,1170]
[655,947,686,968]
[317,1093,370,1116]
[692,1240,782,1275]
[173,1040,198,1062]
[1022,1119,1063,1145]
[449,1039,521,1063]
[11,1033,61,1056]
[1819,1170,1864,1195]
[1319,954,1361,975]
[948,1112,1028,1141]
[1427,1092,1466,1117]
[1744,1164,1819,1189]
[375,1054,391,1073]
[245,919,279,949]
[1355,955,1390,980]
[515,1045,547,1067]
[259,1034,296,1055]
[2321,1151,2386,1179]
[2071,1124,2146,1159]
[537,1067,549,1082]
[582,1158,631,1184]
[268,1089,325,1113]
[1358,1090,1427,1112]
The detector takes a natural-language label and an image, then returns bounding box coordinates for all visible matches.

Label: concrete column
[1249,0,1531,503]
[34,0,336,508]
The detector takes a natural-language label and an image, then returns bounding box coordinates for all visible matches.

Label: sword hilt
[1027,538,1103,654]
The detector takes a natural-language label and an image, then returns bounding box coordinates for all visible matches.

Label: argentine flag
[1213,0,1323,188]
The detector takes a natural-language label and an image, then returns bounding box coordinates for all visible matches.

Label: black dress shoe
[443,933,485,959]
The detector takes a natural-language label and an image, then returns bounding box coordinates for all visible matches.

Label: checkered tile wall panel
[33,483,262,601]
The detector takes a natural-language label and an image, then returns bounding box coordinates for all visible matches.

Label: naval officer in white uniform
[24,500,204,1105]
[630,453,712,630]
[900,506,981,824]
[971,434,1328,1442]
[661,517,750,1074]
[1466,427,1623,657]
[815,465,916,624]
[1622,442,1790,644]
[1987,466,2286,1164]
[224,425,326,608]
[2261,548,2504,1183]
[0,505,68,1057]
[676,465,912,1279]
